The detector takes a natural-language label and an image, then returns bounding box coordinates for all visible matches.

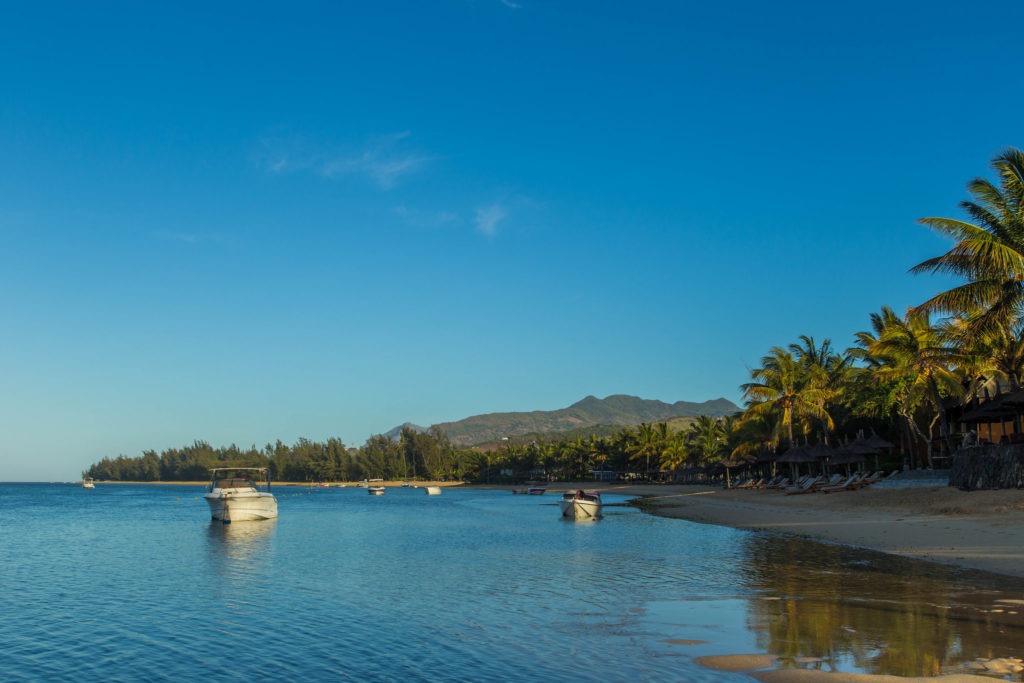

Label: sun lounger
[820,473,865,493]
[784,475,823,495]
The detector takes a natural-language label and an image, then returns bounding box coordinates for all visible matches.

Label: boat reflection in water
[731,534,1024,678]
[206,518,277,582]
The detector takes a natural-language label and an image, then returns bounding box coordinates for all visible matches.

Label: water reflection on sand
[737,534,1024,678]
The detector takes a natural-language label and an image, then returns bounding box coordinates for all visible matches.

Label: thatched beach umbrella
[827,446,866,475]
[777,444,816,479]
[864,431,895,450]
[807,441,833,475]
[755,449,778,477]
[863,430,895,470]
[847,437,883,472]
[719,452,756,489]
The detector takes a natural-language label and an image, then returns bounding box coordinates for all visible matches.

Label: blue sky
[2,1,1021,480]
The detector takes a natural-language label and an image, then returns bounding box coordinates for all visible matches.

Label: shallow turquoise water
[2,483,1024,681]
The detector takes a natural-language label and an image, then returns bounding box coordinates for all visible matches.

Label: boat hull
[205,492,278,522]
[368,486,386,495]
[559,497,602,520]
[424,486,442,495]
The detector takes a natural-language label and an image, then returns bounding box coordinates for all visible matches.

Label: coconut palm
[686,415,727,464]
[966,320,1024,391]
[789,335,854,442]
[853,306,961,466]
[659,431,690,477]
[911,148,1024,342]
[742,346,833,449]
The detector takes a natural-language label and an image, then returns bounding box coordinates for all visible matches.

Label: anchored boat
[559,489,602,520]
[204,467,278,523]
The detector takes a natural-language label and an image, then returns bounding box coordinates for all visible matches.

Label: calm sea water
[3,483,1024,682]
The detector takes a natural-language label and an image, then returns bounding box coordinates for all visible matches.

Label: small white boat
[424,486,442,495]
[82,477,95,489]
[204,468,278,523]
[368,486,386,496]
[559,489,602,520]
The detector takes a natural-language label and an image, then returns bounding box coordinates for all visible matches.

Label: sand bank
[519,480,1024,579]
[642,483,1024,579]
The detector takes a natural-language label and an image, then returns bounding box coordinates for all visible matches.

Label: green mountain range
[390,394,740,446]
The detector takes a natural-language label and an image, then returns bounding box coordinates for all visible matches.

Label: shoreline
[492,480,1024,580]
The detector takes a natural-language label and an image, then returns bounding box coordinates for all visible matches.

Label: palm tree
[659,431,690,478]
[789,335,853,442]
[965,320,1024,391]
[911,148,1024,342]
[742,346,832,449]
[685,415,726,464]
[631,422,665,480]
[853,306,961,466]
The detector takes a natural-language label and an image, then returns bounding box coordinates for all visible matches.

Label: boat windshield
[213,478,255,489]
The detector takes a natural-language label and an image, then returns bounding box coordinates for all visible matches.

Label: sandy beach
[526,480,1024,580]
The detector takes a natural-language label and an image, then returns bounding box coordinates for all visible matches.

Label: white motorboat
[368,485,386,495]
[82,477,95,489]
[424,485,442,495]
[204,468,278,523]
[559,489,602,520]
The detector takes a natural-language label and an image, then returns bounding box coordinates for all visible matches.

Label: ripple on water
[4,484,1024,681]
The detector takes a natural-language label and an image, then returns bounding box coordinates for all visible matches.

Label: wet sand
[695,655,999,682]
[523,481,1024,579]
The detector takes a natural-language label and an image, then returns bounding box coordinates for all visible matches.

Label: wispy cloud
[500,0,522,8]
[474,204,507,236]
[257,131,429,189]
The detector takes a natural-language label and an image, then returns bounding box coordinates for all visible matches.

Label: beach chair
[784,475,823,495]
[820,473,863,493]
[858,471,886,487]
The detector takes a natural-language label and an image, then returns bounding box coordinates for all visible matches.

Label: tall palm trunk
[928,375,954,462]
[900,414,915,469]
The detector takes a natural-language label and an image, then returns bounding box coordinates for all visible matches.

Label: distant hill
[382,422,430,441]
[425,394,740,447]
